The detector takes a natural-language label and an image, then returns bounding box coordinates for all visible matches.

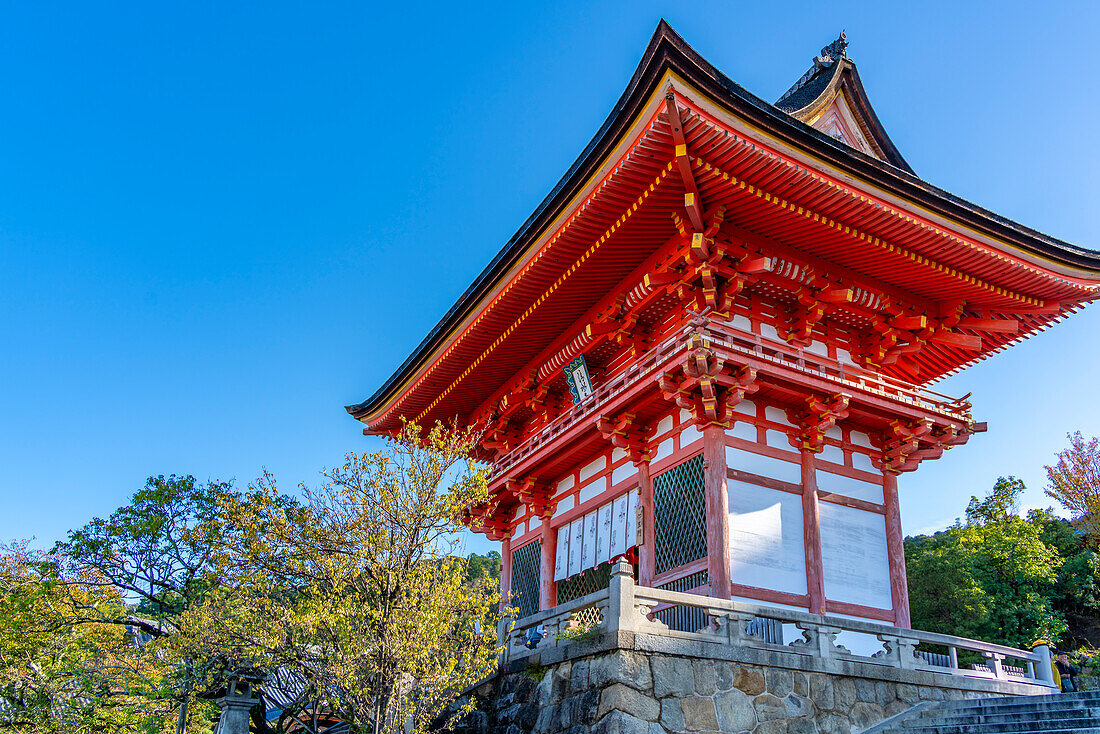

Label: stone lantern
[216,668,265,734]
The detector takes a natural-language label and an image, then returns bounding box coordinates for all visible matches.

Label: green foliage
[465,551,501,583]
[906,476,1098,649]
[50,475,239,733]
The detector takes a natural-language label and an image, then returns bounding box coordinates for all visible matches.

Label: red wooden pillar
[500,535,512,612]
[883,472,912,628]
[637,461,656,586]
[703,426,731,599]
[538,519,555,610]
[801,450,826,615]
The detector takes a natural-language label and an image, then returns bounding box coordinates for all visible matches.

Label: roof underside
[349,21,1100,431]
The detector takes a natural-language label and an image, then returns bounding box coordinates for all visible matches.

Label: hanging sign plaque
[564,355,594,405]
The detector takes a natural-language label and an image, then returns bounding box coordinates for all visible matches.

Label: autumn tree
[1046,431,1100,539]
[54,475,235,733]
[0,543,182,733]
[175,422,502,734]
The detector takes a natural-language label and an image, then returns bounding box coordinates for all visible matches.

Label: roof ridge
[777,31,849,105]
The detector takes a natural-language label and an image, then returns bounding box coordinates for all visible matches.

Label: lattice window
[510,540,541,619]
[654,455,707,576]
[556,561,611,606]
[655,570,710,632]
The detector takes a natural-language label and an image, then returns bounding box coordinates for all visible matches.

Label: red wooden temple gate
[348,24,1100,630]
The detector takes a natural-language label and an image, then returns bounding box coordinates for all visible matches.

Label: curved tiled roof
[347,20,1100,425]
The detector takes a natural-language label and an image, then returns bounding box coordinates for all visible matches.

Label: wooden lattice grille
[655,569,710,632]
[654,455,707,576]
[510,540,541,619]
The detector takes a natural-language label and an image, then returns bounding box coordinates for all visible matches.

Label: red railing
[489,324,973,480]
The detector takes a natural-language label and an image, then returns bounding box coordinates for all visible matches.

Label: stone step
[869,693,1100,734]
[925,706,1100,724]
[896,721,1100,734]
[937,690,1100,709]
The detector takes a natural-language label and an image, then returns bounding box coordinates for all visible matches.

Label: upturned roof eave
[347,19,1100,425]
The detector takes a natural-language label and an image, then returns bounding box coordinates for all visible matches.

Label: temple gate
[349,22,1100,733]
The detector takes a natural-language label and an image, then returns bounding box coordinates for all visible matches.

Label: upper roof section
[348,21,1100,432]
[774,32,913,173]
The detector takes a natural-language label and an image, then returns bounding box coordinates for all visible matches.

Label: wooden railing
[501,558,1056,691]
[490,323,973,479]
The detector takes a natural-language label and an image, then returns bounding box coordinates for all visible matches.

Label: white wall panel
[728,480,806,595]
[579,455,607,482]
[727,420,756,442]
[725,446,802,484]
[679,422,703,446]
[820,503,892,610]
[817,469,884,504]
[611,462,636,486]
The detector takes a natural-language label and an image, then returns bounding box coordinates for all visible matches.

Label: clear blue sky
[2,2,1097,553]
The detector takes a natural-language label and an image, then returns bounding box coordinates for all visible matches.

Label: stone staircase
[865,690,1100,733]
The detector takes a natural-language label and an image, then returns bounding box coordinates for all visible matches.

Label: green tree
[906,477,1066,648]
[55,475,235,733]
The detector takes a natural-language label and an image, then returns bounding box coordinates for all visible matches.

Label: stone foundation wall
[450,650,1003,734]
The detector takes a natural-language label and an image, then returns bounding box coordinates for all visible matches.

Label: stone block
[792,672,807,697]
[783,693,811,718]
[590,651,654,692]
[559,689,601,729]
[715,662,734,692]
[896,683,918,704]
[534,705,557,733]
[599,683,660,722]
[849,701,886,730]
[755,721,788,734]
[648,724,668,734]
[732,666,765,696]
[833,678,856,710]
[713,687,755,732]
[680,696,718,731]
[767,668,794,697]
[693,660,717,696]
[854,677,876,703]
[875,680,894,706]
[594,710,651,734]
[788,718,816,734]
[652,656,695,699]
[571,659,590,693]
[815,712,851,734]
[918,686,945,701]
[753,693,787,722]
[659,697,685,732]
[885,700,910,716]
[809,674,834,710]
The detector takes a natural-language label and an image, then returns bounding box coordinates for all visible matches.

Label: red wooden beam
[665,93,705,232]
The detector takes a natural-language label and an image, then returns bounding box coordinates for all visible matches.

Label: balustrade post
[948,646,959,670]
[1031,641,1056,686]
[987,653,1004,678]
[606,557,636,635]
